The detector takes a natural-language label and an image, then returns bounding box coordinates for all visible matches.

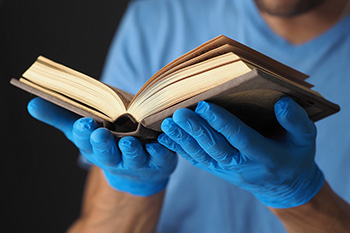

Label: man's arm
[27,98,177,233]
[269,181,350,233]
[158,98,350,232]
[68,166,165,233]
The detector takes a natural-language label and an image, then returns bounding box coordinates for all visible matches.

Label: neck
[259,0,349,45]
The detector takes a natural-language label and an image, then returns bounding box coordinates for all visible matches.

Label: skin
[256,0,349,44]
[67,0,350,232]
[67,166,165,233]
[254,0,326,17]
[269,181,350,232]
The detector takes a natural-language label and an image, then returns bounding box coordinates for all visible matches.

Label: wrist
[269,181,350,233]
[68,167,167,233]
[104,171,169,196]
[256,163,324,208]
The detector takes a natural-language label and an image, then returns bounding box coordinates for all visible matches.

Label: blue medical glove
[158,97,323,208]
[28,97,177,196]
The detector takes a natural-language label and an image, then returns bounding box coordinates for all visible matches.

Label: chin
[254,0,325,17]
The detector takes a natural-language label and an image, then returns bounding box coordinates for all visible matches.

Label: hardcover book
[10,35,340,140]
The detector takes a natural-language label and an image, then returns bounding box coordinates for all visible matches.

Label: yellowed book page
[244,63,321,97]
[20,78,112,122]
[135,44,240,103]
[131,35,310,104]
[133,53,241,109]
[130,36,231,102]
[129,60,252,121]
[23,56,125,119]
[130,52,240,110]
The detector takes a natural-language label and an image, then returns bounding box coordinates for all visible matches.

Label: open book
[11,35,340,139]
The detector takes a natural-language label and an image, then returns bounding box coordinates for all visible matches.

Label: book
[10,35,340,140]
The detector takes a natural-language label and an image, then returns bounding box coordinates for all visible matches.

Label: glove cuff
[103,171,169,196]
[256,164,325,208]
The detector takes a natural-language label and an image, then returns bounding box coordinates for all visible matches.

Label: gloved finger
[118,136,148,169]
[195,101,271,158]
[27,97,79,140]
[158,134,197,164]
[161,118,213,165]
[145,143,177,168]
[172,108,241,166]
[274,97,316,146]
[73,118,99,154]
[90,128,121,166]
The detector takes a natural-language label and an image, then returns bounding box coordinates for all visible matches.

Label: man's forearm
[269,181,350,233]
[67,166,165,233]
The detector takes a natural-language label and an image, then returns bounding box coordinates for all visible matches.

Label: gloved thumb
[27,97,79,140]
[274,97,316,146]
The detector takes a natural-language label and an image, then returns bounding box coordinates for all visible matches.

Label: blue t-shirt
[101,0,350,232]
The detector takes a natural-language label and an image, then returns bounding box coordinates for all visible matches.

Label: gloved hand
[28,97,177,196]
[158,97,324,208]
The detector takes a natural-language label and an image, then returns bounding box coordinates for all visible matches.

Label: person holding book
[26,0,350,232]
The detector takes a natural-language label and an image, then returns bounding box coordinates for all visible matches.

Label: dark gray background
[1,0,129,232]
